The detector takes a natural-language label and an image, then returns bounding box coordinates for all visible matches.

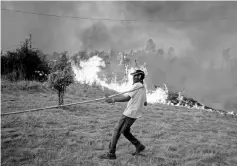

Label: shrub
[48,52,75,105]
[1,39,51,81]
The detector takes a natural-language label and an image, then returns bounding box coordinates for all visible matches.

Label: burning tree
[48,52,75,105]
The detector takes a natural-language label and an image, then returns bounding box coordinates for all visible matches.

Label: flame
[71,55,168,103]
[71,55,236,117]
[72,56,104,85]
[72,56,133,92]
[146,85,168,104]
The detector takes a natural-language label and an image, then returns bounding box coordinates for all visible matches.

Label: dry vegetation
[1,79,237,166]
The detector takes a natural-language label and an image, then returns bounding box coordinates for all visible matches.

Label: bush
[48,52,75,105]
[1,39,51,81]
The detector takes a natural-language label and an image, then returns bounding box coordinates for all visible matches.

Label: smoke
[4,2,236,55]
[2,1,237,110]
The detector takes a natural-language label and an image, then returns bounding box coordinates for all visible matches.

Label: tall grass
[1,78,50,92]
[15,80,45,90]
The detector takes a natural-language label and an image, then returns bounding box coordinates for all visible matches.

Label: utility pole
[29,33,32,50]
[29,34,32,49]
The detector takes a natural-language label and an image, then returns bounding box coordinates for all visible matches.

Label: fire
[71,55,236,117]
[146,85,168,104]
[71,55,168,103]
[72,56,104,85]
[71,56,133,92]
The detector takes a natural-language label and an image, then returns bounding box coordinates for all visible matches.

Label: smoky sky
[2,1,237,55]
[1,1,237,110]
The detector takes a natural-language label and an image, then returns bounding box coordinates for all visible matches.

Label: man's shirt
[123,82,147,119]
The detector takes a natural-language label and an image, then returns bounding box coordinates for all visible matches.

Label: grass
[1,79,237,166]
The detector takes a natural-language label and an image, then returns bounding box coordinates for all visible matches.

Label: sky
[2,1,237,56]
[1,1,237,110]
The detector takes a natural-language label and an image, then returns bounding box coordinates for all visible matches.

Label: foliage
[1,39,50,81]
[70,51,89,65]
[157,48,164,56]
[168,47,174,57]
[145,39,156,52]
[48,52,75,105]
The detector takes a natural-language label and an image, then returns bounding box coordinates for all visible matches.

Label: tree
[78,51,89,61]
[48,52,75,105]
[222,48,231,68]
[167,47,176,64]
[168,47,174,59]
[157,48,164,56]
[1,38,50,81]
[145,39,156,52]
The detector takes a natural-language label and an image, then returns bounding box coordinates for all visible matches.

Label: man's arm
[114,95,131,102]
[105,95,131,103]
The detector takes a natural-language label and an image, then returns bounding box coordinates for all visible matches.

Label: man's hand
[144,101,147,106]
[105,95,115,104]
[106,98,115,104]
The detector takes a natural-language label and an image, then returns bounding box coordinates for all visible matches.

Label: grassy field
[1,79,237,166]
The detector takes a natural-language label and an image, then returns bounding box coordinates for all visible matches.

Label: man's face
[133,74,141,83]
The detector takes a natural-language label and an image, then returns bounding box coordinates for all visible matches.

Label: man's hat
[130,69,145,76]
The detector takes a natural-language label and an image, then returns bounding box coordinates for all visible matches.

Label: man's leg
[108,115,126,153]
[122,118,140,146]
[122,117,145,154]
[98,115,126,159]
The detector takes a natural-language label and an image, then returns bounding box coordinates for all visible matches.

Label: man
[98,69,148,160]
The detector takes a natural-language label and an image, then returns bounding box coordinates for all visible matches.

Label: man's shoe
[136,144,145,153]
[132,144,145,155]
[98,152,116,160]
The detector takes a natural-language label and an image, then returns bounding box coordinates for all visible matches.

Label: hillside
[1,79,237,166]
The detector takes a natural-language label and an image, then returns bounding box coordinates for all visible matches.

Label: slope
[1,79,237,166]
